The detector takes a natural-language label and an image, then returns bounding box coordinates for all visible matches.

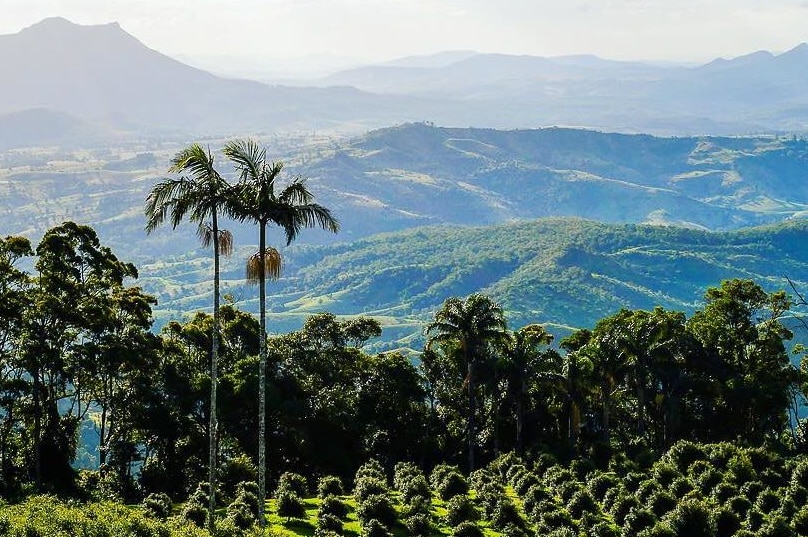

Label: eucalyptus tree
[223,138,338,524]
[144,144,236,530]
[424,293,508,471]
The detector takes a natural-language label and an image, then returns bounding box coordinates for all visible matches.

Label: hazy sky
[3,0,808,67]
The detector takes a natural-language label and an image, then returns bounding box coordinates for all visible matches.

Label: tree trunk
[33,366,42,487]
[516,378,525,455]
[602,377,611,442]
[258,222,267,527]
[208,212,220,533]
[467,356,475,473]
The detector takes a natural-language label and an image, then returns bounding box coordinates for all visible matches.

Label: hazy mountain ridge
[3,18,808,137]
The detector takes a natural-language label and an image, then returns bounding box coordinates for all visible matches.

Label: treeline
[0,222,805,509]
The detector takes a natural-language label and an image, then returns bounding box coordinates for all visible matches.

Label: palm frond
[246,248,283,284]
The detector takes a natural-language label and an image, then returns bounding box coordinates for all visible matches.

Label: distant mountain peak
[17,17,124,37]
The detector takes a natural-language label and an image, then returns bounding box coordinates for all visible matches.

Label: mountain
[3,124,808,261]
[0,108,111,149]
[300,124,808,239]
[3,19,808,137]
[138,217,808,350]
[0,18,411,135]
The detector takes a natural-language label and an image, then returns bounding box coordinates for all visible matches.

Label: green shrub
[469,468,496,491]
[225,496,256,530]
[755,488,780,514]
[361,518,392,537]
[588,472,620,500]
[712,507,740,537]
[393,462,422,491]
[791,461,808,489]
[401,474,431,504]
[430,463,456,489]
[357,494,396,527]
[401,495,431,518]
[588,520,620,537]
[404,513,432,537]
[538,507,574,532]
[728,495,752,517]
[217,454,257,501]
[726,452,756,484]
[437,470,469,501]
[182,489,208,528]
[317,512,343,533]
[610,494,640,526]
[491,496,524,531]
[665,498,715,537]
[636,479,661,502]
[739,481,764,503]
[276,472,308,497]
[665,440,707,473]
[568,489,598,519]
[354,477,388,504]
[713,481,739,503]
[445,494,478,527]
[513,473,538,496]
[648,491,677,518]
[758,514,794,537]
[142,492,172,519]
[356,459,387,484]
[793,505,808,536]
[669,477,694,498]
[276,490,306,520]
[451,521,484,537]
[557,480,583,503]
[521,483,552,516]
[622,508,657,536]
[534,453,559,476]
[746,508,765,532]
[651,462,680,487]
[317,476,344,498]
[319,494,349,520]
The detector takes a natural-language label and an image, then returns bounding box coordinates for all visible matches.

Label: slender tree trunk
[516,378,525,455]
[467,355,475,473]
[602,378,611,442]
[208,212,220,533]
[636,358,646,436]
[258,222,267,527]
[33,366,42,487]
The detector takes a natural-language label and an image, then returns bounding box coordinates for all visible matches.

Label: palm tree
[424,293,508,472]
[503,324,554,454]
[223,139,339,525]
[144,144,235,532]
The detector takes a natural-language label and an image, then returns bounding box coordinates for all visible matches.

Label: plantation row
[3,439,807,537]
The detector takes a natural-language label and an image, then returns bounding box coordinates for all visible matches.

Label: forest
[1,141,808,537]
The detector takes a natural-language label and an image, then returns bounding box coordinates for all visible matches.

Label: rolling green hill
[139,217,808,352]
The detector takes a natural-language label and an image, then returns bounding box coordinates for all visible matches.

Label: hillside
[139,217,808,350]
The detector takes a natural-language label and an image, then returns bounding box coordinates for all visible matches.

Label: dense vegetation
[1,218,808,535]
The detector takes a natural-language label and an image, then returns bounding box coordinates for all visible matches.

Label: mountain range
[2,17,808,140]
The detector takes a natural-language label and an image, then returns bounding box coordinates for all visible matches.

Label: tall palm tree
[503,324,553,454]
[424,293,508,472]
[223,138,339,525]
[144,144,234,532]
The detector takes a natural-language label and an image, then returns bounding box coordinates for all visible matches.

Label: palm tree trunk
[467,356,475,473]
[208,211,220,533]
[258,221,267,527]
[516,378,525,455]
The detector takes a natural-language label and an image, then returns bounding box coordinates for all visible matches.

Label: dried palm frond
[246,247,283,284]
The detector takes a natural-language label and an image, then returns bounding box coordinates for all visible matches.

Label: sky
[3,0,808,74]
